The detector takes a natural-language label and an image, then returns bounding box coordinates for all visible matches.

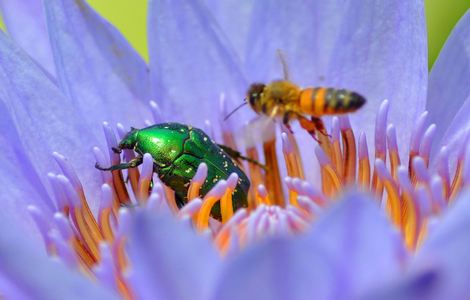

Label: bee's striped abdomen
[300,87,366,116]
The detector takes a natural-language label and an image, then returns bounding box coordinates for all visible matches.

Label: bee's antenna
[277,49,290,80]
[224,101,247,121]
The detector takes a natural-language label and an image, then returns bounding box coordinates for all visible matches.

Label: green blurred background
[2,1,469,69]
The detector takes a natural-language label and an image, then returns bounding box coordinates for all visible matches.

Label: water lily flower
[0,0,469,299]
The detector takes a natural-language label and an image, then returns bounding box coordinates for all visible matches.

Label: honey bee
[246,81,366,135]
[226,51,366,138]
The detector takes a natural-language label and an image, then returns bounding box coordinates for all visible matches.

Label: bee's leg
[310,116,330,137]
[298,116,321,142]
[282,112,295,133]
[218,144,267,170]
[95,156,143,171]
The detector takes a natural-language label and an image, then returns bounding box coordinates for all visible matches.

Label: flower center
[28,99,469,299]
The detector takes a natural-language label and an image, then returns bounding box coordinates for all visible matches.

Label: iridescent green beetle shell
[119,123,250,219]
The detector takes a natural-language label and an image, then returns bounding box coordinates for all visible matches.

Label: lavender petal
[44,0,151,129]
[0,216,119,300]
[148,0,250,128]
[427,11,470,155]
[414,190,470,299]
[212,237,336,300]
[303,192,408,298]
[0,32,103,210]
[127,211,221,300]
[0,0,55,76]
[327,1,427,157]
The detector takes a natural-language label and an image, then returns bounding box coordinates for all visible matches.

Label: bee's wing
[234,116,276,149]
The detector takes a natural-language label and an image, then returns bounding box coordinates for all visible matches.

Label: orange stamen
[449,159,464,201]
[246,146,264,210]
[221,188,234,223]
[99,208,114,242]
[263,139,284,206]
[341,127,357,184]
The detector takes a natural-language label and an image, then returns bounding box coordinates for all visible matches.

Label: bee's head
[246,83,266,112]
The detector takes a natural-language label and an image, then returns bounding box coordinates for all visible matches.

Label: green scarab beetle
[96,122,250,219]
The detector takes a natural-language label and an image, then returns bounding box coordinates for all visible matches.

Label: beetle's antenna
[224,101,247,121]
[277,49,289,80]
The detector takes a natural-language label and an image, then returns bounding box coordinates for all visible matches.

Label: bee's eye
[249,93,258,105]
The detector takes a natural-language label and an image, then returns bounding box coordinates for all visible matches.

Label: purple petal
[0,0,56,76]
[0,154,45,246]
[127,211,221,300]
[245,0,349,84]
[359,268,439,300]
[44,0,151,129]
[414,190,470,299]
[303,192,408,297]
[0,32,103,210]
[148,0,250,128]
[0,101,52,211]
[212,237,337,300]
[203,0,254,60]
[437,94,470,168]
[245,1,427,156]
[427,11,470,154]
[0,216,118,300]
[327,1,427,156]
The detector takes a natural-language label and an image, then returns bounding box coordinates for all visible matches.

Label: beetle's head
[246,83,266,113]
[116,127,139,152]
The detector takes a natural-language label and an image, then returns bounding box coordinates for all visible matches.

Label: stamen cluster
[28,99,470,299]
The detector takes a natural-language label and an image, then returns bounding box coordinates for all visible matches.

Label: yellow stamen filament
[221,188,234,223]
[401,192,418,250]
[358,156,371,189]
[449,158,464,201]
[116,237,128,271]
[263,139,284,206]
[283,130,305,179]
[71,237,95,268]
[117,277,134,300]
[371,152,386,197]
[341,128,357,184]
[164,186,180,214]
[246,146,264,210]
[112,170,130,204]
[284,152,302,179]
[389,149,401,181]
[137,179,152,204]
[187,181,203,201]
[287,184,299,207]
[255,186,271,205]
[382,180,401,227]
[127,167,140,196]
[408,152,419,185]
[322,165,342,196]
[77,191,105,245]
[196,195,221,231]
[331,138,343,181]
[318,134,334,192]
[98,208,114,242]
[71,206,101,260]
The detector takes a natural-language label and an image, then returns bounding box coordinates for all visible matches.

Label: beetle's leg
[218,144,267,170]
[95,156,143,171]
[112,147,122,154]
